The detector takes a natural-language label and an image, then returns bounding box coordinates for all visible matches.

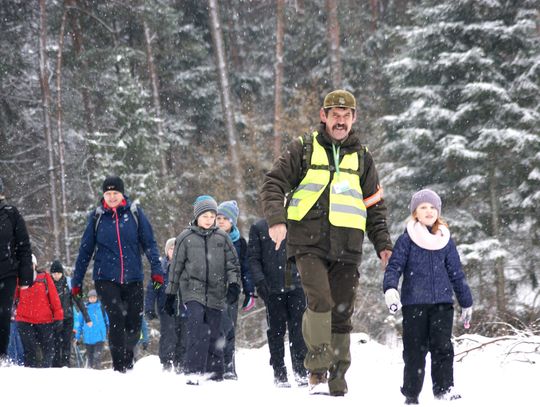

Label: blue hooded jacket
[383,229,473,308]
[72,198,162,288]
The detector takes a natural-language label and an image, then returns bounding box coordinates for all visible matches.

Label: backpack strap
[93,202,139,237]
[300,132,314,180]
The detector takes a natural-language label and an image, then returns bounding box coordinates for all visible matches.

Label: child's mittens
[460,307,472,329]
[384,288,402,314]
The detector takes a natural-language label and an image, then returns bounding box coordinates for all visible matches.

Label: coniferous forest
[1,0,539,343]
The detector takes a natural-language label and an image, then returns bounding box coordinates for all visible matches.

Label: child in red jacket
[15,258,64,367]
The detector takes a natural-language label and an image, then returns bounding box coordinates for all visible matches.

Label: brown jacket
[260,124,392,264]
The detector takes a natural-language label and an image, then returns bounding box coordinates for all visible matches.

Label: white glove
[461,307,472,329]
[384,288,402,314]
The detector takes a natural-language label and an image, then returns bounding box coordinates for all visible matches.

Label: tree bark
[325,0,341,88]
[55,5,71,263]
[370,0,379,31]
[39,0,60,258]
[207,0,246,221]
[143,19,168,178]
[489,166,506,317]
[273,0,285,159]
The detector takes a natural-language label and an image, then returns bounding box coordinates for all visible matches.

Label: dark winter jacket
[145,257,171,315]
[15,272,64,324]
[260,124,392,264]
[53,275,90,322]
[248,218,302,293]
[233,236,255,295]
[383,230,473,308]
[72,198,162,288]
[0,200,33,285]
[165,224,240,311]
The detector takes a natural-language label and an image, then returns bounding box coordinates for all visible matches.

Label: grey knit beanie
[410,189,442,215]
[193,195,218,220]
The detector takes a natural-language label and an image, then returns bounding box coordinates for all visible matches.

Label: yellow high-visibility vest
[287,132,366,230]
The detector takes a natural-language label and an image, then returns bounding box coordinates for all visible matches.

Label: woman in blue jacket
[383,189,473,405]
[72,175,163,373]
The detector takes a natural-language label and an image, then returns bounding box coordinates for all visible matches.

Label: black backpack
[0,202,18,264]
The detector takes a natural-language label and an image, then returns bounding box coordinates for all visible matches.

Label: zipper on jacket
[204,234,209,305]
[113,208,125,283]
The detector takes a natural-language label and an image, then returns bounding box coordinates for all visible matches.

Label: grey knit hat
[193,195,218,220]
[410,189,442,215]
[88,289,98,298]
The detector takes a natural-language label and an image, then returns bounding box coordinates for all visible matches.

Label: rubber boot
[328,333,351,396]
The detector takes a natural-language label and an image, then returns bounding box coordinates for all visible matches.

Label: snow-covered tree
[380,0,540,325]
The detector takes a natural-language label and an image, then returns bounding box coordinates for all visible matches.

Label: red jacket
[15,272,64,324]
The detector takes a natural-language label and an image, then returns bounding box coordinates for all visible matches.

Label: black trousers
[401,303,455,398]
[18,321,55,367]
[184,301,223,377]
[0,277,17,357]
[53,318,74,367]
[159,309,186,370]
[265,287,307,376]
[95,280,143,372]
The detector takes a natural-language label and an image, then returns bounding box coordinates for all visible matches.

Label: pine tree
[381,0,540,325]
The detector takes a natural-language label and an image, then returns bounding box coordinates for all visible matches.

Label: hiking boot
[274,366,290,387]
[308,371,328,394]
[223,371,238,380]
[405,396,419,405]
[435,388,461,401]
[294,373,308,387]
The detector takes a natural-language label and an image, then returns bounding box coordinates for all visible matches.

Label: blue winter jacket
[72,198,163,288]
[383,230,473,308]
[75,301,109,345]
[233,236,255,295]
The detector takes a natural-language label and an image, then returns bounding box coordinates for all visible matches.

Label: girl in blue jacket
[383,189,473,405]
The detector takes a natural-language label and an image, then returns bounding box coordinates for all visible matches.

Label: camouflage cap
[323,89,356,110]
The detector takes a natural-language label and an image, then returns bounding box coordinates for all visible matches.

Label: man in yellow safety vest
[260,89,393,396]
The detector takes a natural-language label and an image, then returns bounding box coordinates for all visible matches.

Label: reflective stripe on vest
[287,132,366,230]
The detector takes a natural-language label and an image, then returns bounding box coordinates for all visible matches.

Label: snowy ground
[2,333,539,406]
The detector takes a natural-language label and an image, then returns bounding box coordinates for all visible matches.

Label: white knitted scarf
[406,220,450,251]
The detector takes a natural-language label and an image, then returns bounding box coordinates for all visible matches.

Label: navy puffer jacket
[72,198,162,288]
[383,230,473,308]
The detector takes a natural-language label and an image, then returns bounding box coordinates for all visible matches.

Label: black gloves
[226,283,241,305]
[256,281,270,303]
[164,294,176,316]
[145,310,158,321]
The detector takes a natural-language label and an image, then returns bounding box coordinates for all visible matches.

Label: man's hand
[269,223,287,251]
[379,249,392,270]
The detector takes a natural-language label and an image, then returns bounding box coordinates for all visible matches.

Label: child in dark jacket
[216,200,254,380]
[383,189,473,405]
[164,195,240,385]
[144,237,187,372]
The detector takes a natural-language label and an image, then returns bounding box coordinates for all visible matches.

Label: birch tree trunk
[273,0,285,159]
[143,19,167,178]
[326,0,341,88]
[55,5,71,263]
[39,0,60,257]
[207,0,246,219]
